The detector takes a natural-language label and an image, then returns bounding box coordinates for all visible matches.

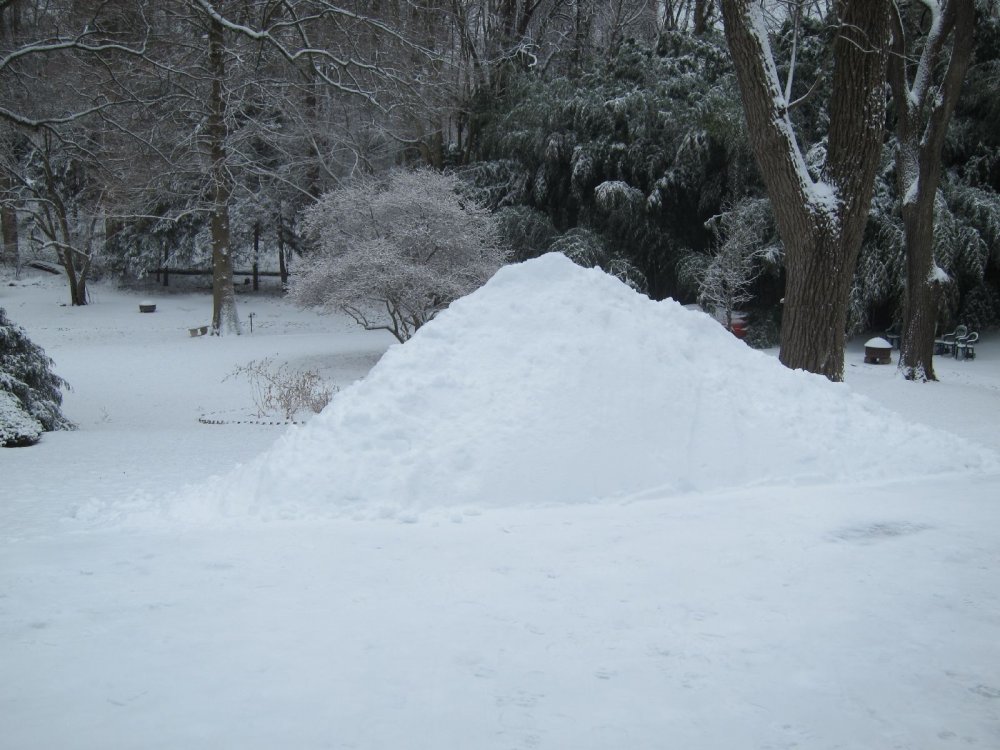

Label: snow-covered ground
[2,258,999,750]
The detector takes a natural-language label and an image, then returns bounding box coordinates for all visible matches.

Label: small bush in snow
[293,168,510,343]
[225,358,336,421]
[0,307,73,446]
[680,198,777,332]
[0,390,43,447]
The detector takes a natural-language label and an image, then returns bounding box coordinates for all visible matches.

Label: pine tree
[468,33,751,301]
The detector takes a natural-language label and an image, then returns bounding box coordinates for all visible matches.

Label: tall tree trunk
[1,194,17,267]
[252,219,260,291]
[207,14,240,336]
[73,258,89,305]
[890,0,975,381]
[62,248,83,305]
[722,0,890,381]
[569,1,593,77]
[899,204,941,379]
[277,210,288,286]
[161,240,169,287]
[59,246,89,305]
[0,0,23,37]
[694,0,713,35]
[778,220,853,376]
[897,138,946,380]
[303,69,322,199]
[55,203,88,306]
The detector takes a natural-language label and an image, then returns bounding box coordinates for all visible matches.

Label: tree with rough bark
[721,0,891,381]
[202,5,240,335]
[7,127,109,306]
[890,0,975,381]
[0,168,17,266]
[293,168,509,343]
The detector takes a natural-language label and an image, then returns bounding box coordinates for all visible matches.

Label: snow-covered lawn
[2,259,999,749]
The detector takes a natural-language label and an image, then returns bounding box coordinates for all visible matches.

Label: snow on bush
[547,227,646,291]
[593,180,645,212]
[135,253,997,523]
[292,168,509,343]
[0,307,73,447]
[0,390,42,447]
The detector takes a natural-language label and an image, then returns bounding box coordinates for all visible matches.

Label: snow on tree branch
[292,168,510,343]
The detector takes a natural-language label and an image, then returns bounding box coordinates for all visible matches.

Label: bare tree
[162,0,461,333]
[16,132,104,305]
[721,0,891,380]
[2,0,456,322]
[293,168,509,342]
[890,0,975,381]
[0,1,151,129]
[697,198,775,331]
[0,1,159,301]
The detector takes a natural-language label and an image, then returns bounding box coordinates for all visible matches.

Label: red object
[729,315,749,339]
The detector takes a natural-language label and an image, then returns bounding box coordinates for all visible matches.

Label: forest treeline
[1,1,998,359]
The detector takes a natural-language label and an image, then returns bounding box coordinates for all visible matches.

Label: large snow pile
[158,254,993,521]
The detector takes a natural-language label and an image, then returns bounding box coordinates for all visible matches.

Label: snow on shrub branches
[293,168,510,343]
[0,307,73,446]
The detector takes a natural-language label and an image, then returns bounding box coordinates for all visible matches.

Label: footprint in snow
[831,521,931,544]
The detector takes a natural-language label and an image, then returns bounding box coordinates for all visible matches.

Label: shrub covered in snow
[293,168,510,343]
[680,198,776,332]
[0,308,73,446]
[0,390,43,447]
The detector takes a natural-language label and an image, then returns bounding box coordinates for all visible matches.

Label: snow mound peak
[170,253,994,521]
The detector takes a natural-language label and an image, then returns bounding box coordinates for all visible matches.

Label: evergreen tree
[467,32,753,301]
[0,308,73,447]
